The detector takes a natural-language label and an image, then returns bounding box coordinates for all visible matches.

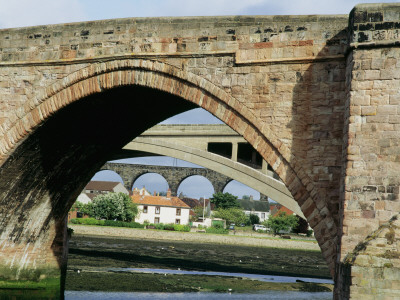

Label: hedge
[70,218,144,228]
[205,226,229,234]
[146,223,190,232]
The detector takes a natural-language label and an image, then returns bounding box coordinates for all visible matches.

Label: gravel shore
[69,224,320,251]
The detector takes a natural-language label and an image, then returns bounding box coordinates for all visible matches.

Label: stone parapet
[349,3,400,47]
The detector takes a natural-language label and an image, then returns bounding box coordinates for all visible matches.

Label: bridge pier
[0,214,68,300]
[334,3,400,299]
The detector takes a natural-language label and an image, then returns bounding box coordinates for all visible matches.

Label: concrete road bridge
[0,3,400,298]
[106,124,303,216]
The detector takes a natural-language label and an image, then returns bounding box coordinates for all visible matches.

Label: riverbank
[66,229,332,294]
[69,224,320,251]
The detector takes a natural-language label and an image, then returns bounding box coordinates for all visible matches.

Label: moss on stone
[385,227,395,245]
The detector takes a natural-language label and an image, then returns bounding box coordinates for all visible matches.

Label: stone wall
[0,10,356,295]
[337,3,400,299]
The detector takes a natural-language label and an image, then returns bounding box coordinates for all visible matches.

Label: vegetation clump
[71,192,139,222]
[70,218,144,228]
[210,192,240,209]
[264,212,298,236]
[145,222,190,232]
[205,223,229,234]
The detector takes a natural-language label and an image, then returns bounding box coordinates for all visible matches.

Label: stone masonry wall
[338,3,400,299]
[0,13,349,286]
[101,162,231,195]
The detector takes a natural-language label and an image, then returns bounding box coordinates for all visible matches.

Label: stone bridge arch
[0,57,337,294]
[100,162,232,197]
[173,169,232,197]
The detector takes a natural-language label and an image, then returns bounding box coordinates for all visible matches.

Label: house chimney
[250,195,253,201]
[132,188,139,195]
[167,188,171,198]
[154,191,157,196]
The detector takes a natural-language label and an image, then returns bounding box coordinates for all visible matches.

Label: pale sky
[2,0,397,200]
[0,0,398,29]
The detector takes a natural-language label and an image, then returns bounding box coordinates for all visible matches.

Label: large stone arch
[0,58,338,296]
[175,172,230,197]
[2,59,333,228]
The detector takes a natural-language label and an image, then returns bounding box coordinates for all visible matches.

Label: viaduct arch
[0,4,399,298]
[100,162,233,198]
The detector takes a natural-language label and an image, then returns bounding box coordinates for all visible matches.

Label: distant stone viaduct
[0,3,400,299]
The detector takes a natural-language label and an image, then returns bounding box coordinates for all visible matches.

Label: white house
[238,198,270,223]
[83,181,129,196]
[76,193,92,204]
[132,189,190,225]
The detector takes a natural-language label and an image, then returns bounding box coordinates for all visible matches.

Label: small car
[253,224,267,232]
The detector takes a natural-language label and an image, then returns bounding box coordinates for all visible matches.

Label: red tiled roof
[132,194,190,208]
[273,206,294,217]
[85,181,121,191]
[181,198,201,208]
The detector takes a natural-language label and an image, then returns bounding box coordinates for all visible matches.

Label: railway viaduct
[0,3,399,298]
[101,162,233,198]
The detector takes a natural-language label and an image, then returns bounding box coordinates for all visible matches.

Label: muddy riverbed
[66,233,332,293]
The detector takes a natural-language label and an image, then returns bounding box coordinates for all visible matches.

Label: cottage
[83,180,129,196]
[238,198,270,223]
[132,189,190,225]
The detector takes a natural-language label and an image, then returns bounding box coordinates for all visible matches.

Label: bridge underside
[110,137,303,217]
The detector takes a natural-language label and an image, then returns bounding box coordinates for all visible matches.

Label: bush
[69,218,144,228]
[89,192,139,222]
[213,208,247,225]
[206,226,229,234]
[164,223,175,231]
[70,218,104,226]
[103,220,144,228]
[174,224,190,232]
[155,223,165,230]
[249,214,260,225]
[306,229,314,237]
[264,212,298,236]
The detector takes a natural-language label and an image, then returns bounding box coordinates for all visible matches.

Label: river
[66,291,332,299]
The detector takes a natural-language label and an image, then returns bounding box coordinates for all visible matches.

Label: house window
[261,213,265,219]
[154,217,160,224]
[176,208,181,216]
[155,206,160,214]
[175,219,180,224]
[143,206,148,213]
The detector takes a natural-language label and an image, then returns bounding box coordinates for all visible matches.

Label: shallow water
[65,291,332,300]
[107,267,334,284]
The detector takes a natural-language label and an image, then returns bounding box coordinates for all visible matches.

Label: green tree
[249,213,260,225]
[213,208,247,225]
[264,212,298,235]
[70,201,91,216]
[87,192,138,222]
[210,192,240,209]
[190,205,205,222]
[292,216,309,234]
